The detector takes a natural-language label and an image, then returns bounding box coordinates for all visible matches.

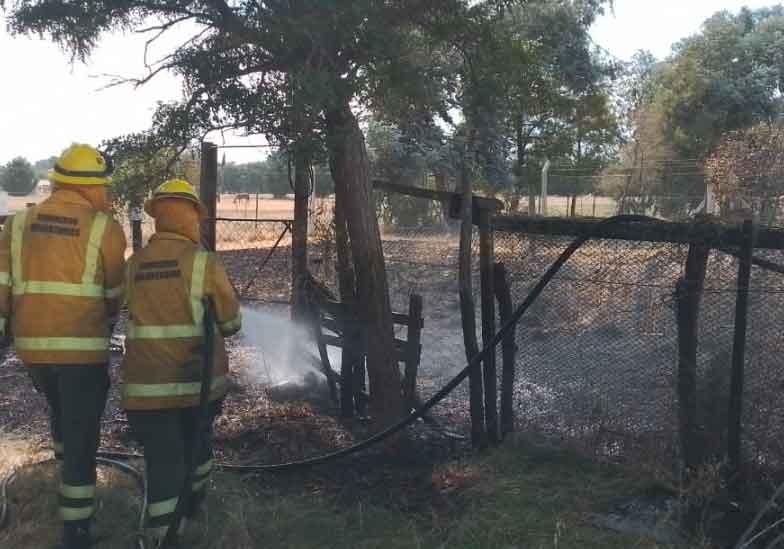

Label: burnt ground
[0,326,477,534]
[0,236,485,537]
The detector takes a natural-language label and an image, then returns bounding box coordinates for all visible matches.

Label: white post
[705,182,717,215]
[540,159,550,216]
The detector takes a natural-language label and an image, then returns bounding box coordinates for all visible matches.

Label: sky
[0,0,780,166]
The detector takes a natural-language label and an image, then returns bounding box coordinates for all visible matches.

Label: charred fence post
[479,210,499,444]
[200,141,218,251]
[727,219,754,492]
[494,262,516,439]
[458,144,486,449]
[403,294,423,411]
[676,243,709,474]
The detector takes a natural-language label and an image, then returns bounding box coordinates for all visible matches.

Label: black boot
[62,523,91,549]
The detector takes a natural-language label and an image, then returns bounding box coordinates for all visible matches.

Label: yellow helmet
[49,144,113,186]
[144,179,207,219]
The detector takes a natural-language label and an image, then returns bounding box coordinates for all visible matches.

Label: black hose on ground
[0,457,145,531]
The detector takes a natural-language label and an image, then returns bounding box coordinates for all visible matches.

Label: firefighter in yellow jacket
[122,179,241,546]
[0,144,126,549]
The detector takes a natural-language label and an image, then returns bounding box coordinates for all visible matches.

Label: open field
[7,189,626,219]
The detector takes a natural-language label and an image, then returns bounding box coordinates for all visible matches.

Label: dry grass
[0,433,141,549]
[0,429,702,549]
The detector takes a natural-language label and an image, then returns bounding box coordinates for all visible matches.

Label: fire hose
[0,457,145,530]
[0,215,657,546]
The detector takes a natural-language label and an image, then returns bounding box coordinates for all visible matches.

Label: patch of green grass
[1,433,690,548]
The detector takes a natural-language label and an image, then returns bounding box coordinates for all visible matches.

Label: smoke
[237,306,339,387]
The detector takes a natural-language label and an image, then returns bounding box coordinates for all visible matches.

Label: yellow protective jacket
[122,232,241,410]
[0,190,127,365]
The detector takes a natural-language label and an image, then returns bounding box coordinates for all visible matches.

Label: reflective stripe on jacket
[122,232,241,410]
[0,190,127,365]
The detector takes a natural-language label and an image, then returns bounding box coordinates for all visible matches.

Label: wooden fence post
[200,141,218,251]
[676,243,709,473]
[479,210,499,444]
[130,201,143,251]
[727,220,754,485]
[494,262,516,439]
[404,294,423,410]
[458,142,486,449]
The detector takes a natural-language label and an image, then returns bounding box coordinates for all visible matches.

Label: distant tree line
[220,152,335,197]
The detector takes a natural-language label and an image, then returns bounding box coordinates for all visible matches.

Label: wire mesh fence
[214,219,292,303]
[120,202,784,484]
[493,221,784,483]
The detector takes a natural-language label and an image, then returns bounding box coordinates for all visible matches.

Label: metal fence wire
[493,225,784,481]
[205,210,784,485]
[214,219,292,304]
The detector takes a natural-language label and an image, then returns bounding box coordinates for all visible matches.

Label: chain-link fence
[214,219,292,304]
[493,220,784,483]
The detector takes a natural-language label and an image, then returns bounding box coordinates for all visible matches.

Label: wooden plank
[310,306,338,406]
[392,313,425,328]
[372,180,503,216]
[492,215,784,250]
[321,334,344,348]
[322,306,417,330]
[392,311,424,328]
[494,262,517,439]
[479,210,499,445]
[727,220,754,490]
[320,300,351,317]
[320,316,343,335]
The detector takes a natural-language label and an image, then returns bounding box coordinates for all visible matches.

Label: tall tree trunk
[326,102,403,428]
[571,135,582,218]
[334,191,365,417]
[291,149,310,321]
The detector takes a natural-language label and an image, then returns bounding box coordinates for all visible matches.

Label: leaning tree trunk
[326,102,403,428]
[334,192,365,418]
[291,148,310,321]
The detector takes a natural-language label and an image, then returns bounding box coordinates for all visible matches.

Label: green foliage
[603,6,784,219]
[367,120,449,228]
[456,0,619,198]
[650,6,784,158]
[102,132,199,212]
[5,0,618,205]
[0,157,37,196]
